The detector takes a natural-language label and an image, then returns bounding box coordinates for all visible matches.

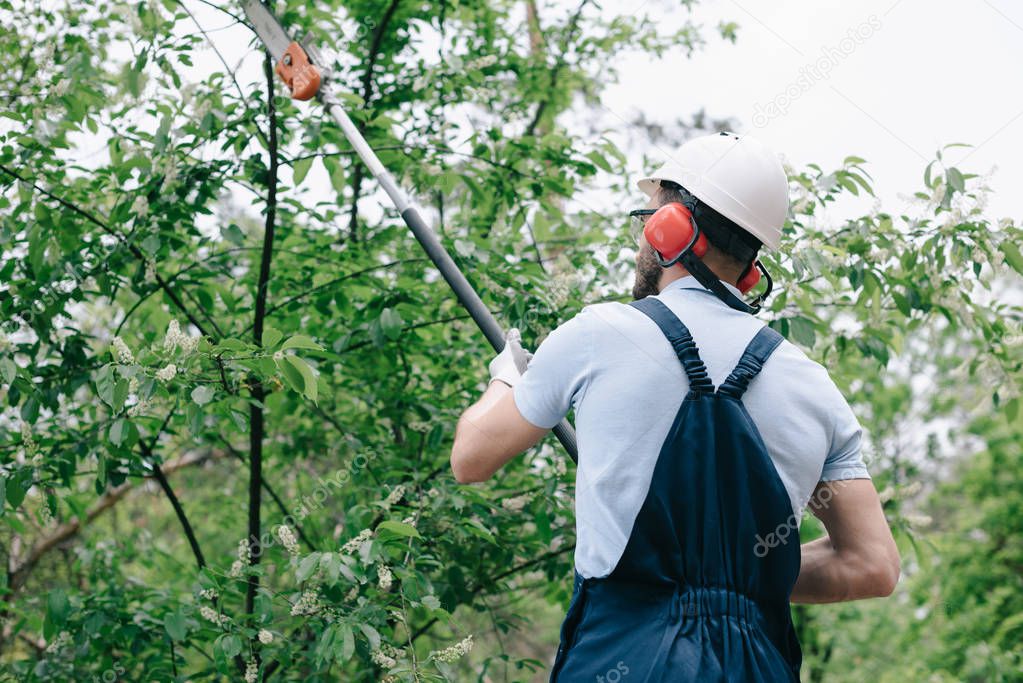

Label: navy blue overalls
[550,297,802,683]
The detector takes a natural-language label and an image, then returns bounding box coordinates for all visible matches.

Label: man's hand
[451,330,547,483]
[488,328,532,387]
[791,479,901,603]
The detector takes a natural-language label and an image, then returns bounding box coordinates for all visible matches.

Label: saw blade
[241,0,292,60]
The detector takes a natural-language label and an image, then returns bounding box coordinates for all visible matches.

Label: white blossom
[377,565,393,591]
[127,399,149,417]
[501,493,531,512]
[229,559,245,578]
[21,422,38,457]
[155,363,177,382]
[901,481,922,498]
[164,320,199,355]
[382,484,405,509]
[430,634,473,663]
[290,589,321,616]
[258,629,273,644]
[371,648,397,668]
[111,337,135,364]
[45,631,72,654]
[244,658,258,683]
[131,195,149,219]
[199,605,228,625]
[467,54,498,69]
[341,528,373,555]
[199,588,218,601]
[552,458,567,477]
[904,513,933,528]
[275,525,299,556]
[878,485,894,504]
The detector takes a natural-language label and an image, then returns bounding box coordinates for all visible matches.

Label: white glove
[488,328,533,387]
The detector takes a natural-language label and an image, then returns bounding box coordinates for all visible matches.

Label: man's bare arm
[791,479,900,603]
[450,383,548,483]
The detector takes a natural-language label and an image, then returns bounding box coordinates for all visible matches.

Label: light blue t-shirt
[514,276,870,579]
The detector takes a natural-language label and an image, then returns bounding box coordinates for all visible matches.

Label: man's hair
[655,180,761,270]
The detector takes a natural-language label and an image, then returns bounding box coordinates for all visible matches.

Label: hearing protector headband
[641,201,773,315]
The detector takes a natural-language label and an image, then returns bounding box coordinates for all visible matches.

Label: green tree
[0,0,1020,681]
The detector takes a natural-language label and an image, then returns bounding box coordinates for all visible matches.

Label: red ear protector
[641,202,773,313]
[643,202,709,264]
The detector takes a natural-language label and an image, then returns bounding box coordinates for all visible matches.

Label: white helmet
[637,132,789,251]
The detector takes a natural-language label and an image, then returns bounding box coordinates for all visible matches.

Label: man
[450,132,900,682]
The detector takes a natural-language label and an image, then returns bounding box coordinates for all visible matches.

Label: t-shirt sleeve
[512,308,593,430]
[820,390,871,482]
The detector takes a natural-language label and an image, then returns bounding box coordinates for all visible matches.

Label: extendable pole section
[319,83,578,462]
[239,0,578,462]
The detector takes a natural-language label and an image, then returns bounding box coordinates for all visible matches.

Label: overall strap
[630,297,714,394]
[717,325,784,399]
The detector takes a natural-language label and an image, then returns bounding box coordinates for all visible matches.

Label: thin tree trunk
[246,55,279,627]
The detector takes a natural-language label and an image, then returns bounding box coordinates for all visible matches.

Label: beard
[631,242,663,300]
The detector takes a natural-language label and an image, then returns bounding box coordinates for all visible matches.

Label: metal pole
[317,83,579,463]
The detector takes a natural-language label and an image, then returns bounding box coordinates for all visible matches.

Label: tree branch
[0,164,212,339]
[246,55,280,627]
[410,542,576,642]
[346,0,404,242]
[525,0,591,137]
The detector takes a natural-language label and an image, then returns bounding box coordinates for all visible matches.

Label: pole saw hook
[275,42,321,101]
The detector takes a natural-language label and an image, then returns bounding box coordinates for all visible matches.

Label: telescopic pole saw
[240,1,579,463]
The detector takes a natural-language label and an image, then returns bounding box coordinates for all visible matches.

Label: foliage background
[0,0,1020,681]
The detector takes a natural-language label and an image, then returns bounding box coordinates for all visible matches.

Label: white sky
[23,0,1021,231]
[600,0,1023,221]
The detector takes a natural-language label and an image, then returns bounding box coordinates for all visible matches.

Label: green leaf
[222,223,245,246]
[112,378,129,412]
[191,385,215,405]
[281,335,323,351]
[6,470,27,509]
[1006,397,1020,423]
[47,589,70,627]
[216,338,249,352]
[292,157,313,185]
[339,624,355,662]
[358,623,381,651]
[262,326,283,349]
[0,357,15,385]
[324,156,346,193]
[379,308,404,341]
[376,520,422,539]
[218,634,242,658]
[999,242,1023,276]
[282,355,317,402]
[296,552,321,582]
[164,611,187,641]
[109,418,128,446]
[947,167,965,193]
[586,149,613,172]
[788,317,816,348]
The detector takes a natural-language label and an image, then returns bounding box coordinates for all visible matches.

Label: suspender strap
[717,325,784,399]
[630,297,714,395]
